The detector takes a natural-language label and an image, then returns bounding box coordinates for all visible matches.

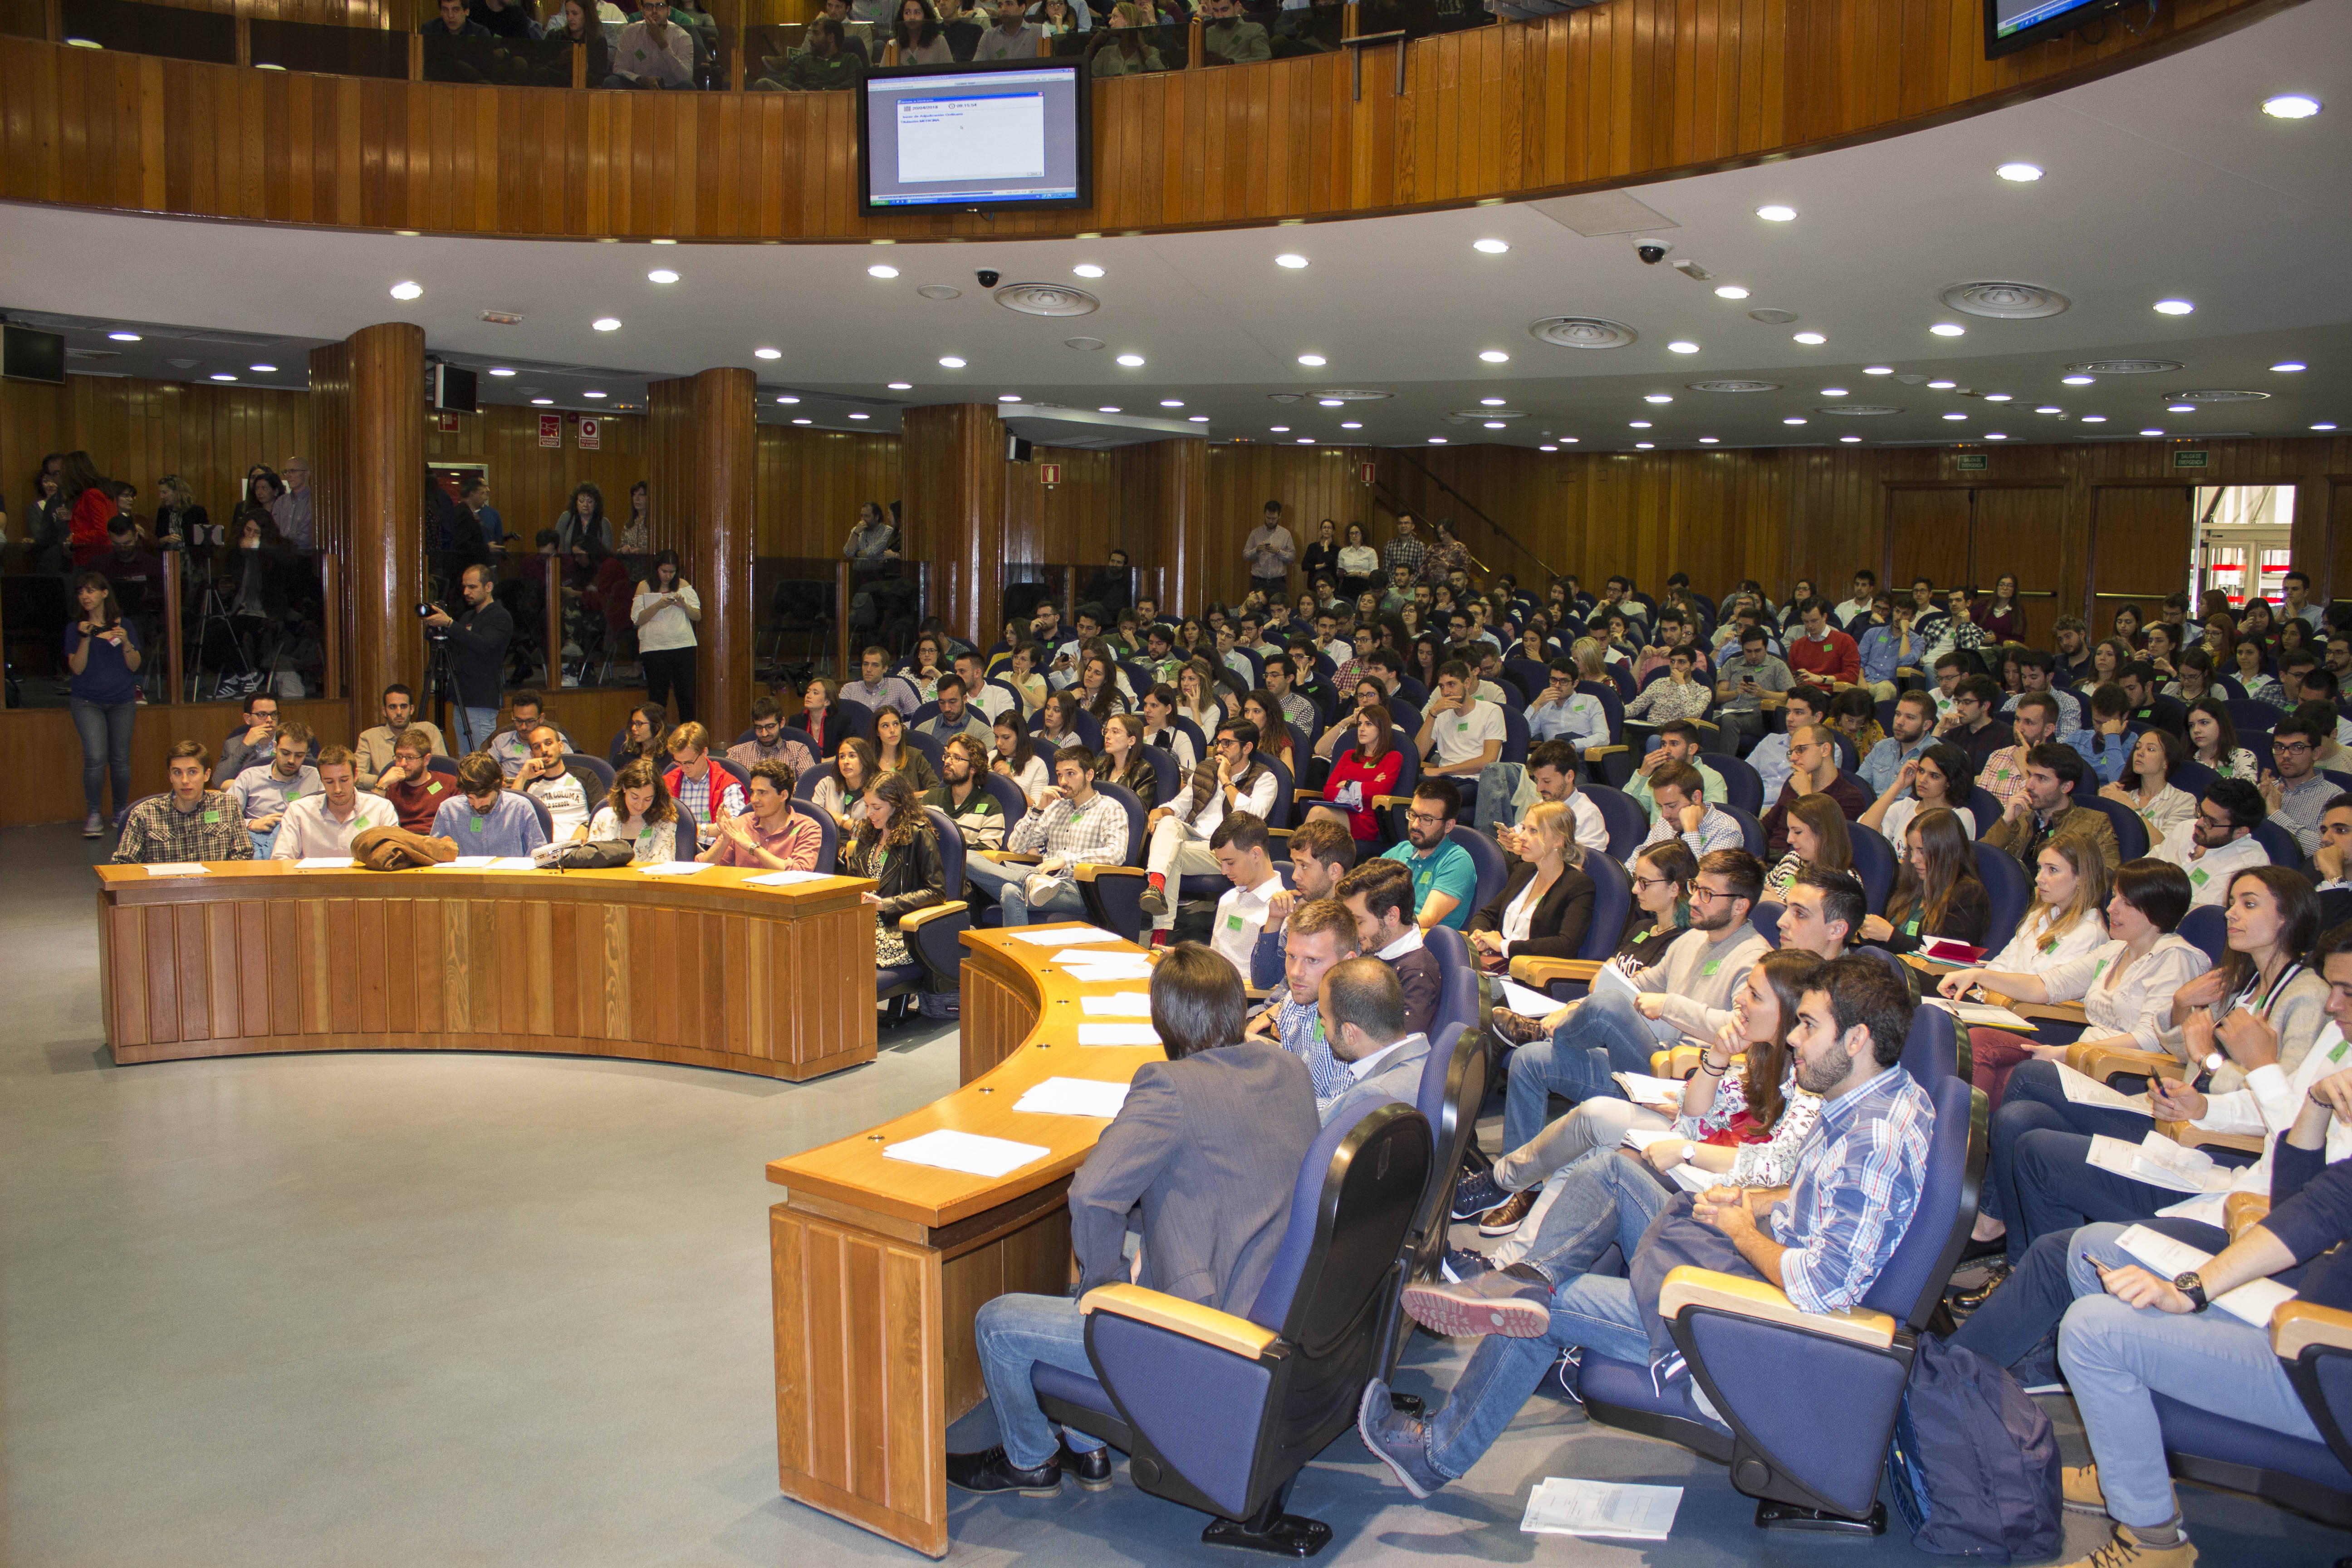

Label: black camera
[416,600,450,638]
[976,269,1000,289]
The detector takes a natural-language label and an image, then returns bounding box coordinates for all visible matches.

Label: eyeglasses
[1688,885,1736,905]
[1631,875,1675,892]
[2275,740,2314,756]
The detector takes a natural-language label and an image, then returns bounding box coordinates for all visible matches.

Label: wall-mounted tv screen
[1986,0,2129,58]
[1,323,66,386]
[859,62,1090,213]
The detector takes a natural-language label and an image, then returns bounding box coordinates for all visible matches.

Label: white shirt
[1880,797,1976,847]
[632,581,701,652]
[586,806,677,864]
[1342,1035,1414,1087]
[1501,873,1544,946]
[1430,698,1505,769]
[527,772,591,838]
[2042,934,2211,1056]
[2161,1023,2352,1227]
[1982,905,2107,978]
[1551,792,1610,854]
[1211,873,1285,976]
[1376,927,1425,961]
[2151,822,2270,908]
[1174,764,1280,843]
[270,792,398,859]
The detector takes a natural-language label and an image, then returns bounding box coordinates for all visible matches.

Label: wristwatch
[2172,1271,2210,1313]
[1680,1143,1699,1166]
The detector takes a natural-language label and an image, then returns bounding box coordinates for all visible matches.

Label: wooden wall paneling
[1885,485,1972,595]
[0,373,315,533]
[343,320,425,740]
[424,405,650,552]
[2085,482,2195,623]
[752,425,901,559]
[900,405,1006,654]
[1967,484,2071,644]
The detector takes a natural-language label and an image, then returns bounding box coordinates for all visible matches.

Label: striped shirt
[1277,995,1350,1099]
[1771,1065,1936,1315]
[1004,788,1130,875]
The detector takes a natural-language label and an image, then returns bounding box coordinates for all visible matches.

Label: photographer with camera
[423,563,513,757]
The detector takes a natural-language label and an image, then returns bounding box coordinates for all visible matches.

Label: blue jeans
[972,1292,1110,1470]
[70,697,136,818]
[1985,1061,2162,1262]
[1503,988,1671,1150]
[2060,1224,2323,1529]
[1425,1274,1653,1480]
[1950,1219,2226,1370]
[963,856,1086,926]
[1515,1150,1674,1284]
[452,705,500,756]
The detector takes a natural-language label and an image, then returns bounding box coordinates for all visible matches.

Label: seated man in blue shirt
[1860,688,1937,796]
[1379,777,1478,931]
[1360,955,1935,1496]
[429,752,550,858]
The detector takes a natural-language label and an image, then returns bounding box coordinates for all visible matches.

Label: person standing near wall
[633,549,702,722]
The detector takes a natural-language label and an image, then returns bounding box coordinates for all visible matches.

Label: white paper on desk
[2057,1062,2154,1115]
[637,861,711,877]
[1080,993,1153,1017]
[2086,1134,2234,1196]
[1014,1077,1132,1118]
[1011,926,1125,946]
[2114,1224,2298,1328]
[484,856,541,870]
[435,855,497,868]
[1611,1072,1686,1111]
[289,856,351,869]
[1077,1023,1164,1047]
[1519,1476,1681,1540]
[1059,956,1155,980]
[881,1128,1050,1179]
[1500,978,1557,1019]
[142,862,210,876]
[745,868,832,886]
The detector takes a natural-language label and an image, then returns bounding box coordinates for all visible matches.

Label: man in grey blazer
[1316,957,1433,1126]
[949,944,1321,1499]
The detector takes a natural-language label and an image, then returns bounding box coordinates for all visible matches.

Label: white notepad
[1519,1476,1682,1540]
[1620,1127,1715,1192]
[2086,1133,2233,1195]
[2056,1062,2153,1115]
[1014,1078,1132,1119]
[485,857,540,870]
[1060,956,1155,980]
[143,862,210,876]
[637,861,711,877]
[435,856,497,868]
[1011,926,1125,946]
[745,869,832,886]
[1079,993,1153,1017]
[1930,998,2036,1031]
[1500,978,1556,1019]
[290,856,352,869]
[880,1129,1049,1178]
[2115,1224,2297,1327]
[1077,1023,1163,1047]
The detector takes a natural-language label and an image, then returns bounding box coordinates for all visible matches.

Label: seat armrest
[2072,1043,2177,1082]
[2156,1121,2265,1155]
[1901,953,1959,977]
[2225,1192,2271,1242]
[1074,864,1147,883]
[1659,1266,1898,1350]
[1583,745,1628,760]
[1080,1283,1280,1360]
[2015,1001,2089,1027]
[1510,957,1601,988]
[1291,788,1321,803]
[2274,1301,2352,1361]
[978,851,1043,866]
[1371,794,1411,810]
[900,901,969,931]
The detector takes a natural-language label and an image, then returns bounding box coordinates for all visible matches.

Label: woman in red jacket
[59,451,119,568]
[1318,702,1402,842]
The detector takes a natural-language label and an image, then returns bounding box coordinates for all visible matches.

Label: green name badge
[203,810,220,823]
[2190,867,2209,886]
[1457,720,1471,732]
[469,818,484,833]
[1225,914,1246,931]
[426,782,442,795]
[2093,959,2110,979]
[285,786,300,799]
[1701,960,1720,977]
[2331,1035,2350,1065]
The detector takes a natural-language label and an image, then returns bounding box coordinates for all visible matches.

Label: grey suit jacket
[1318,1032,1433,1127]
[1068,1040,1320,1313]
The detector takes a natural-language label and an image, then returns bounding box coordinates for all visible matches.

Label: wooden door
[1970,486,2068,645]
[2087,486,2193,636]
[1886,487,1972,596]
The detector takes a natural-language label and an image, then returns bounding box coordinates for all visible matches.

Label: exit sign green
[2173,451,2210,469]
[1956,453,1989,471]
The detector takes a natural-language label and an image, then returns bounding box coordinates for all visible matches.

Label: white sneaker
[83,813,103,838]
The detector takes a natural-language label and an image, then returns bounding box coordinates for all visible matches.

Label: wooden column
[650,367,756,732]
[1134,436,1207,618]
[336,323,423,741]
[902,404,1006,650]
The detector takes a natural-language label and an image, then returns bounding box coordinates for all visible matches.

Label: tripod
[187,569,256,701]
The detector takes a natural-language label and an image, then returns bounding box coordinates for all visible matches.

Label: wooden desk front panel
[94,865,877,1081]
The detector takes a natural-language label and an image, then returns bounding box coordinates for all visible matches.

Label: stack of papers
[1014,1077,1131,1118]
[1011,926,1125,946]
[745,868,833,887]
[2056,1062,2153,1116]
[637,861,710,877]
[1061,956,1154,982]
[435,856,497,868]
[1928,998,2036,1031]
[2116,1224,2296,1327]
[1077,1023,1163,1047]
[2087,1133,2234,1195]
[1499,978,1558,1019]
[1519,1477,1682,1540]
[1079,993,1152,1017]
[880,1129,1049,1178]
[143,862,210,877]
[1620,1126,1715,1193]
[290,856,351,870]
[1591,961,1642,1003]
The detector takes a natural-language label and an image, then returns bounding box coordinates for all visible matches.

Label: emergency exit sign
[2173,451,2210,469]
[1955,453,1989,471]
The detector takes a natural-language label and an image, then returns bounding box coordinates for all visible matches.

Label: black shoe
[1958,1231,2009,1262]
[946,1445,1061,1497]
[1950,1260,2012,1312]
[1058,1439,1113,1492]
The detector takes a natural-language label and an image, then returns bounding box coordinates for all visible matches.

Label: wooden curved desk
[766,926,1168,1558]
[91,860,878,1081]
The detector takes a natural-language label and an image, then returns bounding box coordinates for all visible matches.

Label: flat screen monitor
[1985,0,2129,58]
[859,62,1090,213]
[1,323,66,387]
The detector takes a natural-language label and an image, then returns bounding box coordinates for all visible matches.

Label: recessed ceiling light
[1699,436,1719,444]
[1644,394,1673,405]
[592,317,621,331]
[1629,421,1652,429]
[776,396,800,404]
[1560,437,1578,443]
[1072,263,1105,279]
[250,363,275,373]
[1188,415,1210,423]
[647,269,679,284]
[1996,162,2044,182]
[1864,367,1894,375]
[1840,435,1862,443]
[998,394,1022,403]
[531,397,553,405]
[1820,387,1848,397]
[2062,375,2094,386]
[584,390,607,399]
[1783,416,1807,425]
[1275,253,1308,269]
[1482,398,1508,406]
[2263,94,2321,119]
[1943,412,1967,421]
[1296,437,1315,444]
[2140,427,2166,436]
[1985,393,2012,402]
[489,367,516,377]
[2167,403,2197,413]
[108,331,141,342]
[868,264,899,279]
[210,373,237,382]
[1667,341,1700,354]
[791,417,811,425]
[755,348,782,360]
[1793,333,1827,345]
[1297,354,1326,367]
[1713,286,1748,300]
[1271,426,1290,433]
[1484,421,1507,429]
[1341,421,1362,430]
[1479,350,1510,363]
[1539,444,1558,452]
[1318,398,1345,407]
[887,382,912,390]
[2153,299,2195,315]
[1756,204,1797,222]
[1986,432,2008,441]
[2082,415,2106,423]
[1929,380,1956,389]
[393,229,420,236]
[390,281,423,300]
[848,412,871,420]
[1116,353,1146,367]
[2035,405,2061,414]
[2272,362,2307,372]
[2313,421,2339,431]
[1930,323,1966,337]
[939,356,966,368]
[1472,238,1510,255]
[1098,406,1119,413]
[1160,399,1184,408]
[1634,442,1656,450]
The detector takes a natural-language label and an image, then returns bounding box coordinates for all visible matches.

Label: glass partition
[753,556,842,691]
[2,550,79,709]
[181,546,337,703]
[1355,0,1493,39]
[250,17,411,78]
[1078,20,1189,73]
[421,30,575,84]
[58,0,237,62]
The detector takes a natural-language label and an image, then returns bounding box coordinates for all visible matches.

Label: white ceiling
[1,0,2346,451]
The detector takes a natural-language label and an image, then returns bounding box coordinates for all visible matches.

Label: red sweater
[1323,748,1404,839]
[1788,628,1860,686]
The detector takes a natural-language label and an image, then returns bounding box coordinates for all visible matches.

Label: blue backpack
[1886,1333,2062,1562]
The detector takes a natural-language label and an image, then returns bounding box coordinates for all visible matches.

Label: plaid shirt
[1277,994,1351,1099]
[113,791,255,864]
[1977,742,2034,811]
[1004,788,1129,875]
[666,764,746,845]
[1771,1064,1936,1314]
[1382,536,1426,582]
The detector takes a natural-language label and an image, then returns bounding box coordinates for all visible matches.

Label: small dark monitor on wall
[859,62,1091,213]
[1985,0,2130,58]
[2,324,67,387]
[429,362,478,414]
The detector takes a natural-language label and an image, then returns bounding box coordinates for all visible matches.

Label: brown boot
[1477,1187,1539,1236]
[1490,1006,1549,1045]
[2063,1463,2107,1513]
[2062,1521,2195,1568]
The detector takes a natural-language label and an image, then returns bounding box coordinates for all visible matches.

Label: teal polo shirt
[1380,838,1477,931]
